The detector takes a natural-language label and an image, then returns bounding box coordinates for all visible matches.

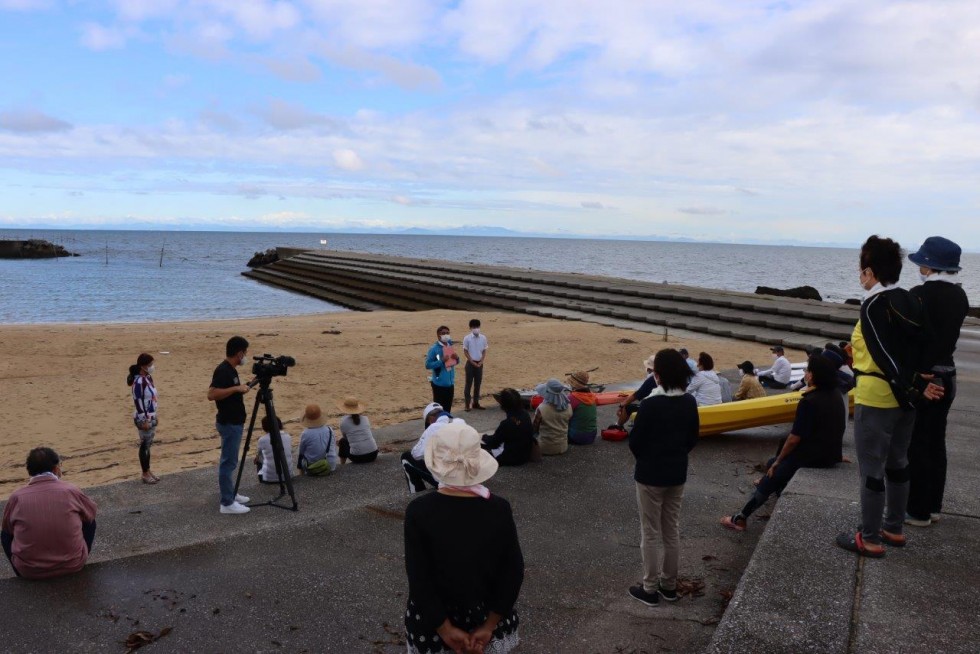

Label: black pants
[739,457,801,518]
[759,375,788,389]
[464,361,484,407]
[431,382,454,413]
[401,451,437,493]
[907,373,956,520]
[338,437,378,463]
[3,521,96,578]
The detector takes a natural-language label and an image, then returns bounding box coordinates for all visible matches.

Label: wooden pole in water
[159,240,165,267]
[105,241,109,265]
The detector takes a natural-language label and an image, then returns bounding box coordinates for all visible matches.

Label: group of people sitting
[254,397,380,483]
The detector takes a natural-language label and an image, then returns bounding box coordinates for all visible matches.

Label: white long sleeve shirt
[759,356,792,385]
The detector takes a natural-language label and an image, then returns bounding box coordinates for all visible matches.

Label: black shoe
[628,584,660,607]
[658,585,678,602]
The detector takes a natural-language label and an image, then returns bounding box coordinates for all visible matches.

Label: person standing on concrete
[627,349,699,606]
[207,335,253,515]
[425,325,459,413]
[835,236,944,558]
[463,318,489,411]
[2,447,97,579]
[905,237,969,528]
[757,346,792,389]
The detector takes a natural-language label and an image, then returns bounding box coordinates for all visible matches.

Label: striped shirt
[132,375,158,421]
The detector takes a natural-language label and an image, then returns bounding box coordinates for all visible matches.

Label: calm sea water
[1,229,976,324]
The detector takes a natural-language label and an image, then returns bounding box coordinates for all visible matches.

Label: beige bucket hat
[424,421,498,487]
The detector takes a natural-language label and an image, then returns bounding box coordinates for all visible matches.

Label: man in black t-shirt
[207,336,253,515]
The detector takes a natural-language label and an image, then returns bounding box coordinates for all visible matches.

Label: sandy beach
[0,310,789,498]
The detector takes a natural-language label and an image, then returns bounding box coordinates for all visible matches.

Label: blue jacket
[425,341,456,387]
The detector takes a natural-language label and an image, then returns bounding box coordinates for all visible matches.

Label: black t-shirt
[790,387,846,467]
[211,360,246,425]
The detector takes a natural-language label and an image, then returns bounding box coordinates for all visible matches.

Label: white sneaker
[220,501,250,515]
[235,494,250,504]
[930,513,941,523]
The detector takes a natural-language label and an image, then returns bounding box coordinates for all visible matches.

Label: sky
[1,0,979,248]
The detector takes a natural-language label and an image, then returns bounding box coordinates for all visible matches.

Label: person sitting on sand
[532,379,572,456]
[566,371,598,445]
[722,354,847,533]
[402,402,465,493]
[128,352,160,485]
[336,396,379,464]
[685,352,723,406]
[296,404,338,476]
[254,415,293,483]
[482,388,535,466]
[613,356,659,431]
[627,349,698,606]
[733,361,766,401]
[758,346,792,389]
[2,447,97,580]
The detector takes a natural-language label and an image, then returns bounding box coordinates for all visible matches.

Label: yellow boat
[697,390,855,437]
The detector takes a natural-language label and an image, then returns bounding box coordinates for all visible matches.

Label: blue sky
[1,0,979,248]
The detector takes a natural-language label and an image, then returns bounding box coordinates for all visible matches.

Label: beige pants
[636,482,684,593]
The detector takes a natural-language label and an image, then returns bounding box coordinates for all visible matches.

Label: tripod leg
[233,390,264,501]
[263,389,298,511]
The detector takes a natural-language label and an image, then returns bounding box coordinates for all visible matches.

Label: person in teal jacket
[426,325,459,412]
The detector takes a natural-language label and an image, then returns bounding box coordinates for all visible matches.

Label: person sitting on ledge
[336,396,379,464]
[686,352,723,406]
[532,379,571,456]
[2,447,98,580]
[296,404,338,477]
[482,389,534,466]
[614,356,659,430]
[402,402,464,493]
[757,345,792,389]
[566,371,598,445]
[254,415,293,484]
[721,354,847,532]
[733,361,766,400]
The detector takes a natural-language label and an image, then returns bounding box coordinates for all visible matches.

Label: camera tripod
[233,376,298,511]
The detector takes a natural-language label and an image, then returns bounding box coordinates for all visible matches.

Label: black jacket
[629,394,699,487]
[858,287,929,409]
[911,281,969,370]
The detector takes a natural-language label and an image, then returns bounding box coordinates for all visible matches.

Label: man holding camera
[207,336,253,515]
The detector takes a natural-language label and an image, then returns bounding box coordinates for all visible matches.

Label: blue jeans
[216,422,244,506]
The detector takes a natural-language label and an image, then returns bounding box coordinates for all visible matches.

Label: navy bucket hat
[908,236,962,272]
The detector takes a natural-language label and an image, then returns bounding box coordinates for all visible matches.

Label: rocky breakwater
[0,239,78,259]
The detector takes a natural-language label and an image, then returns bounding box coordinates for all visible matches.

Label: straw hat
[336,396,365,414]
[300,404,328,428]
[643,355,656,371]
[567,370,590,387]
[424,421,498,487]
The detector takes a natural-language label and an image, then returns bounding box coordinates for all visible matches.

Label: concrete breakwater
[240,248,898,350]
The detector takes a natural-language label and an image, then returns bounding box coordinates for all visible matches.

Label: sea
[1,229,977,324]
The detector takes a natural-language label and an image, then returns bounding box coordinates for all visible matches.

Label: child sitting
[254,415,293,484]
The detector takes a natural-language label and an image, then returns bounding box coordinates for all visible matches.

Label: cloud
[0,0,51,10]
[333,148,365,171]
[581,201,605,209]
[237,183,266,199]
[0,108,72,133]
[679,206,728,216]
[79,22,136,51]
[254,99,339,131]
[259,56,323,82]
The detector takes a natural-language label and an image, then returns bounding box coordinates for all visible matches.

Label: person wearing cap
[403,422,524,654]
[757,346,791,389]
[296,404,339,476]
[733,361,766,401]
[906,236,969,528]
[2,447,97,580]
[722,354,846,533]
[627,349,698,606]
[401,402,464,493]
[835,235,944,559]
[425,325,460,413]
[532,379,572,456]
[566,371,598,445]
[482,389,535,466]
[336,396,378,464]
[685,352,724,406]
[678,348,697,374]
[254,415,293,483]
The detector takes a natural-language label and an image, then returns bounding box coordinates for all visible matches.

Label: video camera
[251,353,296,379]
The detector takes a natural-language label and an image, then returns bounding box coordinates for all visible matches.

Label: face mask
[146,365,155,374]
[739,370,745,377]
[471,328,480,336]
[239,353,248,366]
[919,272,930,282]
[645,368,654,377]
[440,334,451,343]
[772,354,778,360]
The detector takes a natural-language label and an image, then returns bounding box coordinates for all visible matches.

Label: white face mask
[239,353,248,366]
[471,328,480,336]
[919,272,930,282]
[440,334,451,343]
[146,365,155,374]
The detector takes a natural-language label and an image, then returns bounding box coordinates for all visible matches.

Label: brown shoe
[880,529,906,547]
